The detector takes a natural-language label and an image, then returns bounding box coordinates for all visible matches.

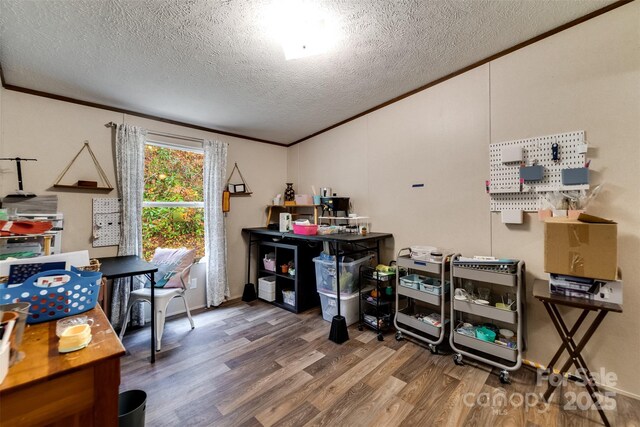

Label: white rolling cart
[449,254,526,384]
[394,247,452,354]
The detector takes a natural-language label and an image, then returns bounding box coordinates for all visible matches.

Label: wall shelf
[52,141,113,192]
[53,184,113,192]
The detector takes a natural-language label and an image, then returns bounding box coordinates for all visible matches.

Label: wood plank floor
[120,300,640,426]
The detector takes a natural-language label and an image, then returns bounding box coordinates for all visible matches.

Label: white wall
[0,91,288,315]
[288,2,640,397]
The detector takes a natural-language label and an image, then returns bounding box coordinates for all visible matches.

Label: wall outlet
[190,278,197,289]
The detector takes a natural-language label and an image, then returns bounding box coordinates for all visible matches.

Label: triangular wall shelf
[53,141,114,192]
[225,162,252,196]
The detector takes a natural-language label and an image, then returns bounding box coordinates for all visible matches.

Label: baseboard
[596,383,640,401]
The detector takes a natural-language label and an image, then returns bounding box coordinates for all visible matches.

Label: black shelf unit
[257,240,321,313]
[358,266,395,341]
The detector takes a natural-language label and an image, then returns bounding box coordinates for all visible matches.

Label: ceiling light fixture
[266,0,338,60]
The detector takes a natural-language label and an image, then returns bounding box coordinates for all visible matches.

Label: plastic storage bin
[258,276,276,302]
[318,290,361,326]
[313,254,373,295]
[419,278,450,296]
[263,254,276,272]
[282,289,295,306]
[399,274,426,290]
[0,267,102,324]
[293,223,318,235]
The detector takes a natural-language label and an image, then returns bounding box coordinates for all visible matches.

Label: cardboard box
[544,214,617,280]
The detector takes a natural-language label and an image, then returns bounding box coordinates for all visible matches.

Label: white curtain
[111,124,147,328]
[203,139,229,307]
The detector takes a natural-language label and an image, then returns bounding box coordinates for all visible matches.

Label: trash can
[119,389,146,427]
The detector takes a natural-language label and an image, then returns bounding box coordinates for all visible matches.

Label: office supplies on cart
[450,254,525,384]
[453,257,518,274]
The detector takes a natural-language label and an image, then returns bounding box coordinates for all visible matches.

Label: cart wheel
[428,344,438,355]
[358,325,363,331]
[377,333,384,341]
[395,331,403,341]
[453,354,463,366]
[499,371,511,384]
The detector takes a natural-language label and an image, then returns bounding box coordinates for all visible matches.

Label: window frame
[141,139,206,260]
[142,140,205,209]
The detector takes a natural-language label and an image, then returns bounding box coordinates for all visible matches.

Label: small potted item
[281,264,289,274]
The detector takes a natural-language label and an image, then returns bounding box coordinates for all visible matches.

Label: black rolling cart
[358,265,395,341]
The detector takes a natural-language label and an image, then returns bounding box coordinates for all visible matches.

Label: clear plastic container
[399,274,426,290]
[313,254,373,295]
[317,290,361,326]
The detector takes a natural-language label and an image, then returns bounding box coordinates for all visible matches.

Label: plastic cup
[463,281,474,297]
[56,315,94,337]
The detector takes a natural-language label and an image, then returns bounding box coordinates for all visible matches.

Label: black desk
[243,227,393,344]
[98,255,158,363]
[533,279,622,427]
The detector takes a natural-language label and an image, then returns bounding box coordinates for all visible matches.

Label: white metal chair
[119,263,195,351]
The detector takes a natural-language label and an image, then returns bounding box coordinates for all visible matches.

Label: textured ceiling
[0,0,616,144]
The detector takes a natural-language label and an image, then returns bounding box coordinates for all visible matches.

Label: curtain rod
[105,122,204,143]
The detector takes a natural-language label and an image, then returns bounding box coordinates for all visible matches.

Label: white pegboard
[489,131,588,212]
[92,198,121,247]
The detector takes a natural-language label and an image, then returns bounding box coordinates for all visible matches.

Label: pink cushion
[151,247,195,288]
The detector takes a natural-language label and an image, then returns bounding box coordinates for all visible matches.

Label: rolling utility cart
[358,265,395,341]
[449,254,525,384]
[394,247,452,354]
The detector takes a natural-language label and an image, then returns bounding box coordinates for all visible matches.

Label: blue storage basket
[0,267,102,324]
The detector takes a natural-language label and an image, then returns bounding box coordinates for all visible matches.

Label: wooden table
[97,255,158,363]
[0,305,125,426]
[533,279,622,427]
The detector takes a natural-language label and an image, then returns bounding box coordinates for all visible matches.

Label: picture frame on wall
[228,184,246,193]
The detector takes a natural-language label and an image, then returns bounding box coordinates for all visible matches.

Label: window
[142,144,205,261]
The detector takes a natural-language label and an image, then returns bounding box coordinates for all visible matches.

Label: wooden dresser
[0,305,125,426]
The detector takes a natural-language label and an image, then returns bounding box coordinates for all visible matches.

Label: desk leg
[544,309,589,375]
[548,305,600,393]
[542,303,609,426]
[328,241,348,344]
[150,272,156,363]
